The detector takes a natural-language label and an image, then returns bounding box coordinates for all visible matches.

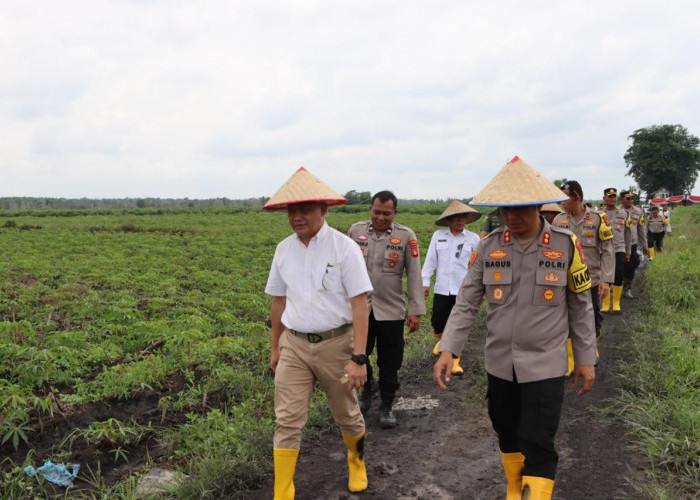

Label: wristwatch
[351,354,369,365]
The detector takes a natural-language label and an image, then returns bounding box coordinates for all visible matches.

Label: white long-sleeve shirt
[421,228,480,296]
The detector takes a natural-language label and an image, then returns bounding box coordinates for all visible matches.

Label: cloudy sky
[2,0,699,201]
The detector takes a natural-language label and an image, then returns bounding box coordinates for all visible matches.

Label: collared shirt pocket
[483,266,512,304]
[533,269,566,306]
[320,262,345,294]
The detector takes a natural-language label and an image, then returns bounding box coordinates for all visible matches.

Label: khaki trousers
[274,329,365,449]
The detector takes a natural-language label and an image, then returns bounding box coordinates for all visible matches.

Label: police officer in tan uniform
[600,188,631,313]
[348,190,426,428]
[646,205,671,259]
[264,167,373,498]
[434,157,596,500]
[553,181,614,371]
[620,191,648,298]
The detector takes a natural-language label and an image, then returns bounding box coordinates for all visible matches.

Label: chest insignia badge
[390,237,402,245]
[489,249,507,259]
[544,272,559,282]
[542,250,563,260]
[357,234,368,241]
[543,288,555,300]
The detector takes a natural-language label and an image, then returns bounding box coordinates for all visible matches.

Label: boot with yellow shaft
[342,431,368,492]
[521,475,554,500]
[500,451,525,499]
[273,448,299,500]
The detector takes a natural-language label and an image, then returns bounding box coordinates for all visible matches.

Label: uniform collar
[368,222,394,235]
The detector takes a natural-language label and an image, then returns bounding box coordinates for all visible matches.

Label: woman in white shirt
[422,200,481,375]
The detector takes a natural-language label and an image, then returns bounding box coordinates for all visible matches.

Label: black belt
[288,324,352,343]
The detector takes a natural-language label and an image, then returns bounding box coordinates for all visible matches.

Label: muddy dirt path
[244,278,646,499]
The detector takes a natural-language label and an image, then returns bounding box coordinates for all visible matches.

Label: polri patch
[408,239,419,258]
[468,250,477,269]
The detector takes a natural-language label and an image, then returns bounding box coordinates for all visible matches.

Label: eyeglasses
[455,243,464,258]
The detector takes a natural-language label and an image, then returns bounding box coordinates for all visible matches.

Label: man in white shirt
[421,200,481,375]
[264,167,373,499]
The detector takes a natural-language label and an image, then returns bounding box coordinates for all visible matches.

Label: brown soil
[243,278,646,500]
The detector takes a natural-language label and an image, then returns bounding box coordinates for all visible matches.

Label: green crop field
[0,204,481,498]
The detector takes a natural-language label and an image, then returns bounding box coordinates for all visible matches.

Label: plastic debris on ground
[24,461,80,487]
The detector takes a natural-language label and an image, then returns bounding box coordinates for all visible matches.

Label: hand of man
[423,286,430,298]
[624,254,630,262]
[571,365,595,396]
[407,315,420,333]
[433,351,454,389]
[598,282,610,300]
[270,346,281,373]
[642,247,649,255]
[343,360,367,390]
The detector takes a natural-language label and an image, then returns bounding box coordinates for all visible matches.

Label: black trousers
[623,244,640,281]
[430,293,457,333]
[647,231,665,252]
[613,251,625,286]
[487,373,565,480]
[365,311,404,399]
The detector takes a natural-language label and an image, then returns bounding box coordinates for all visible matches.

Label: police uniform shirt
[625,205,648,249]
[552,207,615,286]
[603,206,632,255]
[266,221,373,332]
[422,228,480,296]
[647,214,670,234]
[348,221,426,321]
[439,222,596,383]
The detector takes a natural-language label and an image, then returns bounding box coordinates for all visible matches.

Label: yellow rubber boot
[273,448,299,500]
[500,451,525,499]
[432,330,442,356]
[612,285,623,312]
[521,475,554,500]
[342,431,368,492]
[451,357,464,376]
[600,290,610,312]
[566,338,574,376]
[648,247,655,260]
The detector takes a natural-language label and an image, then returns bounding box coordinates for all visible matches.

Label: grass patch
[615,206,700,499]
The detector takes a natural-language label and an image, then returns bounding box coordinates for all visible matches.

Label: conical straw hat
[539,202,564,214]
[263,166,347,211]
[470,156,568,207]
[435,200,482,226]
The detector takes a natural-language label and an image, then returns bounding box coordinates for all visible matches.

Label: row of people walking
[261,158,659,499]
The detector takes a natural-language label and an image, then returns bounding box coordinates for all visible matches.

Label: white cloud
[1,0,699,199]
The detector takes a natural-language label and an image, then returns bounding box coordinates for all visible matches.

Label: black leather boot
[358,380,374,414]
[379,395,396,429]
